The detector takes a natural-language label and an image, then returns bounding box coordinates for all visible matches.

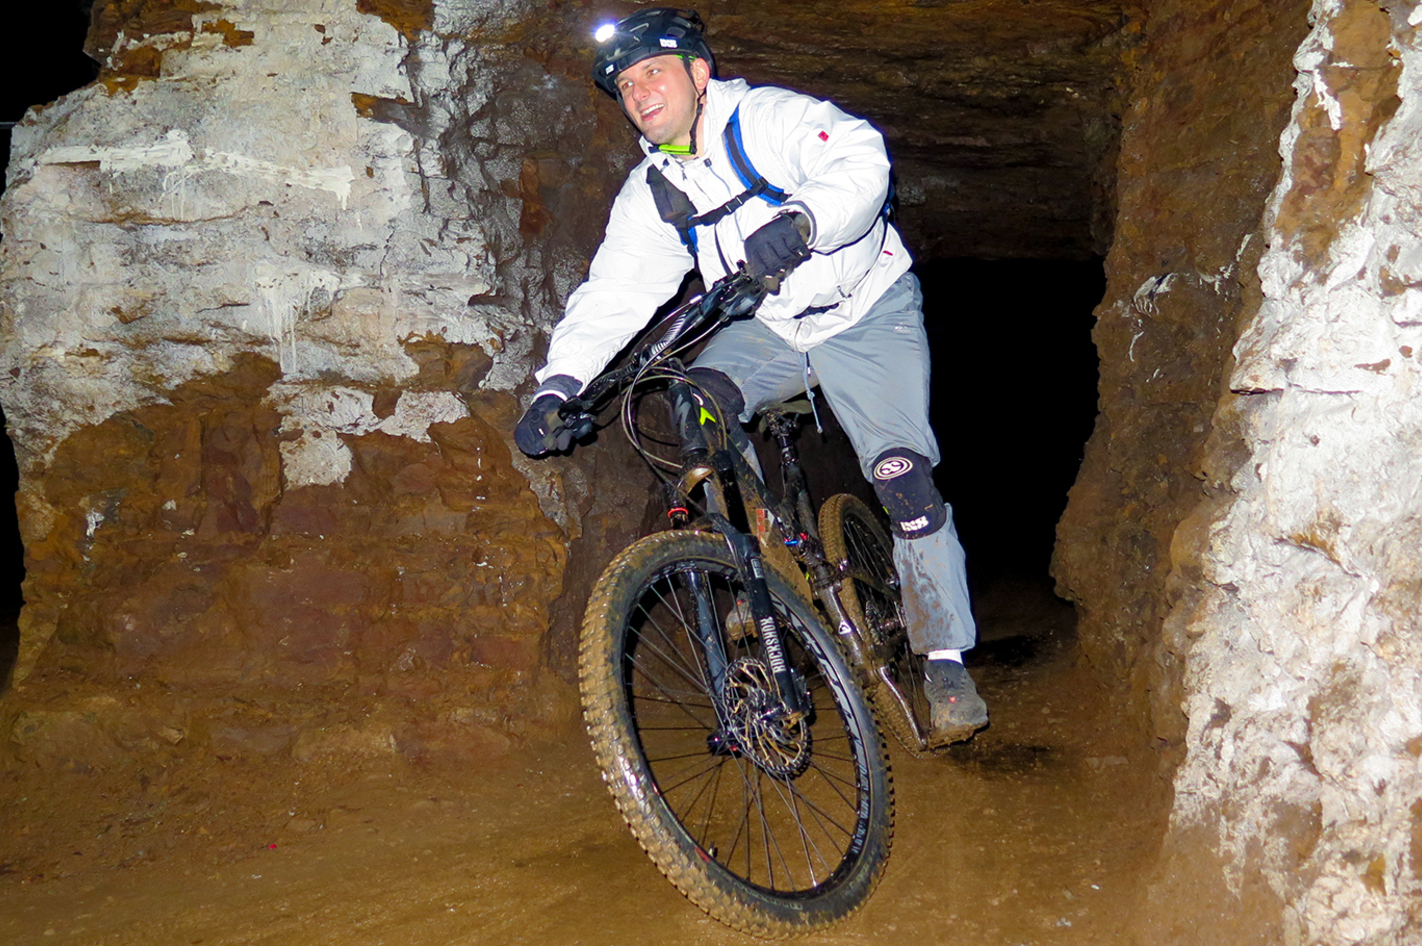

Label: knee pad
[687,366,746,421]
[870,448,946,539]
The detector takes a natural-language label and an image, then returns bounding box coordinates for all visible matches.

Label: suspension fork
[667,381,807,718]
[666,378,739,704]
[711,517,809,719]
[668,379,750,533]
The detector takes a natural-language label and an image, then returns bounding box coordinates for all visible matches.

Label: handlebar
[558,267,766,426]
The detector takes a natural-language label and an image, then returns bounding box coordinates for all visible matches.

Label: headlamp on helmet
[590,8,715,97]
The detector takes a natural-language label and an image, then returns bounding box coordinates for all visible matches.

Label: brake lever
[719,275,768,319]
[556,396,596,443]
[564,413,595,441]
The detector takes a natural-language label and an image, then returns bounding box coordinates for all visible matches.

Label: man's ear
[691,57,711,93]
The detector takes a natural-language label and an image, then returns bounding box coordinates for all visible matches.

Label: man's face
[616,54,710,150]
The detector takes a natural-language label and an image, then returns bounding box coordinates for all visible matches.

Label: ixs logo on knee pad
[899,514,930,532]
[873,456,914,480]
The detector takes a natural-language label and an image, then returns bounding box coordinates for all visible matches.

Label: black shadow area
[917,257,1104,591]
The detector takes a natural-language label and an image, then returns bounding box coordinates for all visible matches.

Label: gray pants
[696,272,976,653]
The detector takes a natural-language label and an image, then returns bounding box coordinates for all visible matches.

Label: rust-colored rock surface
[1054,0,1311,735]
[0,0,651,778]
[702,0,1134,259]
[1059,0,1422,940]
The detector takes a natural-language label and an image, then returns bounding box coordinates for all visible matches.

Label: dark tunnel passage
[919,257,1103,592]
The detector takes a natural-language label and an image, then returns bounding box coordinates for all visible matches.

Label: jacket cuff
[534,374,582,401]
[782,201,818,247]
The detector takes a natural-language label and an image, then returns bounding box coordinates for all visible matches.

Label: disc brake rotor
[720,656,811,779]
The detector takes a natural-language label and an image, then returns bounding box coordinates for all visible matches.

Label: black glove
[515,395,571,456]
[743,212,811,289]
[514,375,582,457]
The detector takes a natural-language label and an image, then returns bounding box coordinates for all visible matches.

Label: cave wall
[0,0,1137,780]
[0,0,652,773]
[7,0,1419,938]
[1058,0,1422,941]
[1055,0,1312,728]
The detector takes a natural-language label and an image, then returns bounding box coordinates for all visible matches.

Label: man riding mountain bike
[514,8,988,745]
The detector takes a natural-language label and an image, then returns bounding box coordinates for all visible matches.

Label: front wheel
[820,494,936,758]
[580,530,893,936]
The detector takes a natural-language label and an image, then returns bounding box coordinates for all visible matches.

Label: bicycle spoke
[767,773,835,885]
[777,774,856,843]
[584,530,889,928]
[635,592,712,691]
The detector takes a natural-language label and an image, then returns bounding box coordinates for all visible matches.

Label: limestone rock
[1155,2,1422,940]
[1057,0,1422,941]
[0,0,649,774]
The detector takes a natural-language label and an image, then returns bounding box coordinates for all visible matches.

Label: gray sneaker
[924,659,989,746]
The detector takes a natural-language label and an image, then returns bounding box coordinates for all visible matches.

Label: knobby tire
[579,530,893,936]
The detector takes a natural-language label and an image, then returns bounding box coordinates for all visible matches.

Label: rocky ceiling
[627,0,1135,259]
[52,0,1134,260]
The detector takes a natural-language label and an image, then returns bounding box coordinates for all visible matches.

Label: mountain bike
[557,268,942,936]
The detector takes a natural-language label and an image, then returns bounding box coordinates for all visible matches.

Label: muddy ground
[1,578,1169,945]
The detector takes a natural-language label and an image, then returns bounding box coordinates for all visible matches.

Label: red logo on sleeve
[817,130,829,142]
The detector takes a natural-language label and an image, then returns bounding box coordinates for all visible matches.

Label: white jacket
[536,78,913,390]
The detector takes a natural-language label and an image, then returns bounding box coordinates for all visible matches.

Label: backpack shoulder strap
[646,163,700,255]
[641,106,802,260]
[722,105,788,206]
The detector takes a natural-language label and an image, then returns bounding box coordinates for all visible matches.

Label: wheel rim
[617,557,873,896]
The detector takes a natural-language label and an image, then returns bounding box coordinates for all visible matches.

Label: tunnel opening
[917,256,1103,593]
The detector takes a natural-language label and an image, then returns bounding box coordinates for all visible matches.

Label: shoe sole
[925,718,988,748]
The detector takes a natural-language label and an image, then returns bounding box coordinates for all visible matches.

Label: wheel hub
[719,656,811,778]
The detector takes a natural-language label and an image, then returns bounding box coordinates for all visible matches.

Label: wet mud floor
[1,578,1169,945]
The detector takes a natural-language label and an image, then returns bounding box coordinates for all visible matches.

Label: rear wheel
[820,494,934,758]
[580,530,893,935]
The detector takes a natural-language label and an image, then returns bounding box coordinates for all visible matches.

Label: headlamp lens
[593,23,617,44]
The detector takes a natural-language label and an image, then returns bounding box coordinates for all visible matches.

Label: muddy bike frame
[557,268,916,738]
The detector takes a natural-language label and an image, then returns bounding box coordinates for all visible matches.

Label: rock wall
[0,0,650,773]
[1153,1,1422,940]
[1059,0,1422,941]
[1055,0,1312,728]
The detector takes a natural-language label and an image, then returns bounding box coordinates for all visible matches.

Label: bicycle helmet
[591,8,715,97]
